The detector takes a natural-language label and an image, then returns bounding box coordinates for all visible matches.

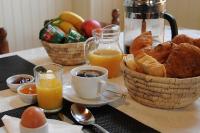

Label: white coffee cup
[71,66,108,99]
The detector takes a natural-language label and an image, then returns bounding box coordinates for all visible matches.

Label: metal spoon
[71,104,109,133]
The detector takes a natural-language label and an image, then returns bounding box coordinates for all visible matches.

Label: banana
[59,11,84,31]
[58,21,76,34]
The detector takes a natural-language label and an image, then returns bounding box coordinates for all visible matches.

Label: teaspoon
[71,104,109,133]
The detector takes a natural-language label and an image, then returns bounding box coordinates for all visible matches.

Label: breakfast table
[0,27,200,133]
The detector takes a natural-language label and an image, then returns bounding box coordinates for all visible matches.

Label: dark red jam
[12,77,31,84]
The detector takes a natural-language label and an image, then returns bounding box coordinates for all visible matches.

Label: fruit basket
[121,60,200,109]
[42,41,85,66]
[39,11,103,66]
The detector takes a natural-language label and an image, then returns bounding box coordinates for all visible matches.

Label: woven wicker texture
[121,60,200,109]
[42,41,85,66]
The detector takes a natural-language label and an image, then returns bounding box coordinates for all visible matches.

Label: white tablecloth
[0,28,200,133]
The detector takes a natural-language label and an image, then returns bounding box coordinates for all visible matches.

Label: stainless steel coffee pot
[124,0,178,53]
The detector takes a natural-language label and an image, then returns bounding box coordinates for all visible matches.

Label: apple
[81,19,101,37]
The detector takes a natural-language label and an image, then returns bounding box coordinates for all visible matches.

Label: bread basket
[121,60,200,109]
[42,41,85,66]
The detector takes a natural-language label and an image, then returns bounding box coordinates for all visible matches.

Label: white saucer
[63,82,128,107]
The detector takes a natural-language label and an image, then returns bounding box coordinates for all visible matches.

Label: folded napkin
[2,115,83,133]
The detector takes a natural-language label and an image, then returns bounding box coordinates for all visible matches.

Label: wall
[91,0,124,30]
[1,0,199,52]
[0,0,72,52]
[87,0,200,30]
[0,0,124,52]
[167,0,200,30]
[72,0,124,29]
[72,0,91,20]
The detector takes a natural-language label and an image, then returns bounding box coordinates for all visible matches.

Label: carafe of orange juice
[85,25,123,78]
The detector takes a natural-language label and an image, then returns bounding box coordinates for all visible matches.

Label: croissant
[130,31,153,55]
[135,52,166,77]
[143,41,177,64]
[165,43,200,78]
[124,54,144,73]
[193,38,200,48]
[172,34,200,48]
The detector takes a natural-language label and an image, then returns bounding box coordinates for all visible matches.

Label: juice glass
[34,63,63,113]
[85,25,123,78]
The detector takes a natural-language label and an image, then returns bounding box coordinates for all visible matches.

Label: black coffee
[76,70,104,77]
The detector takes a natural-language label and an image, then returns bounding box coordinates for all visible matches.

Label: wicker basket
[42,41,85,66]
[121,60,200,109]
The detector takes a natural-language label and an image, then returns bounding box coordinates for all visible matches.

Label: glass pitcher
[124,0,178,53]
[85,25,123,78]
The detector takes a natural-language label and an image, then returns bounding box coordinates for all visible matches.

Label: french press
[124,0,178,53]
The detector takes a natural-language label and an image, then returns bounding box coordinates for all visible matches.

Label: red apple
[81,19,101,37]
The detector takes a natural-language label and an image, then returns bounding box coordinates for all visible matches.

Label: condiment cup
[20,122,48,133]
[17,83,37,104]
[6,74,34,92]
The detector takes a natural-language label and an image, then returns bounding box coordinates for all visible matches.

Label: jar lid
[124,0,166,14]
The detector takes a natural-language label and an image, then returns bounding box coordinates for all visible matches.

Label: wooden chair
[0,28,9,54]
[100,9,120,27]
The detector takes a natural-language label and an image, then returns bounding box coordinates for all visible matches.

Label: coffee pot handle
[163,13,178,39]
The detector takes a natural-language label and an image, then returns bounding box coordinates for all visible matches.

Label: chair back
[0,28,9,54]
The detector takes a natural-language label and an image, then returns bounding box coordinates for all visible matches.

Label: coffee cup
[70,66,108,99]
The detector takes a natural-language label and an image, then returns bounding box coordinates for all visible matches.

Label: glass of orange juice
[85,25,123,78]
[34,63,63,113]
